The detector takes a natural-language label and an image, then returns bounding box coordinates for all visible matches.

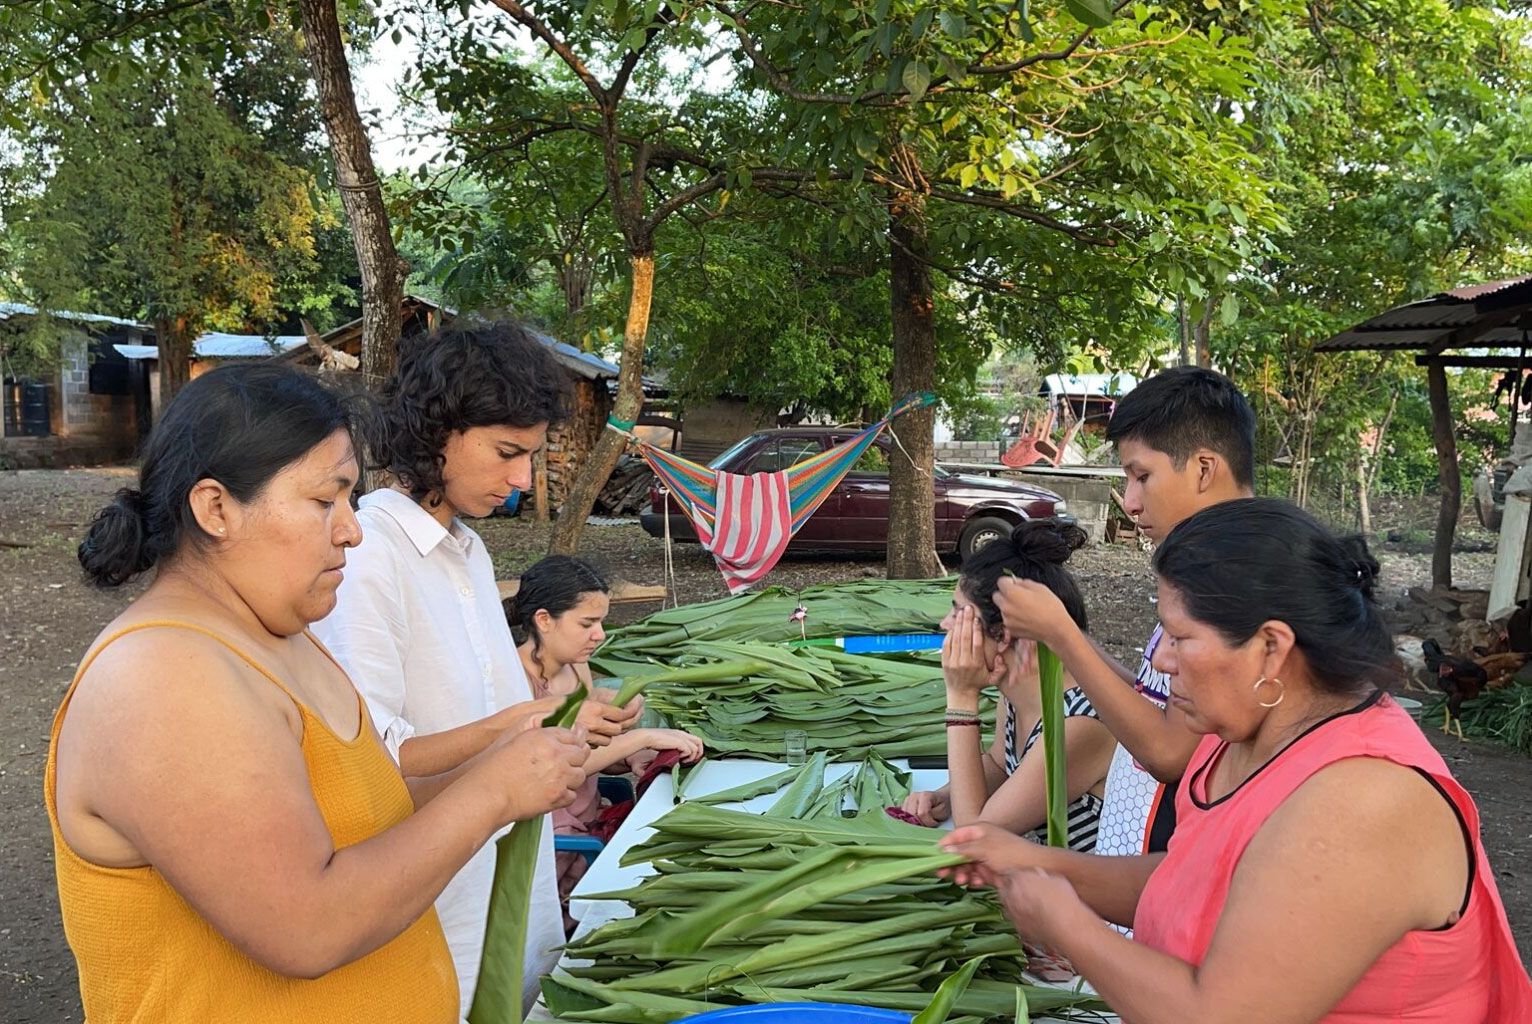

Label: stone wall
[59,336,139,442]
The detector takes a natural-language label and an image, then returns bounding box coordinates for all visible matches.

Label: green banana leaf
[1036,644,1068,849]
[912,955,991,1024]
[470,679,650,1024]
[691,763,802,805]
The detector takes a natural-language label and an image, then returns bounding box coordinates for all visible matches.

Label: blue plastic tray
[675,1003,913,1024]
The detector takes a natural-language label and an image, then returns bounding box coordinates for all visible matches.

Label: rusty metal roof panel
[1445,275,1532,301]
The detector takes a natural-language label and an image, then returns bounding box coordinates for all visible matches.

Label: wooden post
[1512,333,1528,449]
[1427,359,1459,588]
[533,447,549,523]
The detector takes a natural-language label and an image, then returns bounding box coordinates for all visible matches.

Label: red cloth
[1134,694,1532,1022]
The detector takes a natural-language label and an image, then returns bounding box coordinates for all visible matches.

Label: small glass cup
[784,730,808,766]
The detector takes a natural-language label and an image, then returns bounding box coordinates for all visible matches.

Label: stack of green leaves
[595,579,957,660]
[589,579,982,760]
[541,757,1107,1023]
[601,640,992,760]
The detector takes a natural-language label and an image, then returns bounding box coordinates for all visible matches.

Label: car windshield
[708,435,759,469]
[710,431,952,478]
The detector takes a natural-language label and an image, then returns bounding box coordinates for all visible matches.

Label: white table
[569,758,948,920]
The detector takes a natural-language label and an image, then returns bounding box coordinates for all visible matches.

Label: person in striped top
[902,519,1113,853]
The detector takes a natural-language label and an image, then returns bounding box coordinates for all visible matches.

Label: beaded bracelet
[944,718,983,728]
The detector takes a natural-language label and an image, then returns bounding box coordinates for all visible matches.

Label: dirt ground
[1,469,1527,1020]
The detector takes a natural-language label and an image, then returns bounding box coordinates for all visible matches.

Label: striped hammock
[627,393,935,594]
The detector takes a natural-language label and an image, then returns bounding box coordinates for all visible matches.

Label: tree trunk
[155,316,192,401]
[1359,386,1399,537]
[886,200,942,581]
[550,252,653,554]
[1193,300,1214,369]
[1357,456,1371,536]
[297,0,406,391]
[1427,360,1459,588]
[1176,294,1192,367]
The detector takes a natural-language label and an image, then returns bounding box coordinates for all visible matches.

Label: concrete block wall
[60,337,137,441]
[1003,471,1114,545]
[933,440,1002,463]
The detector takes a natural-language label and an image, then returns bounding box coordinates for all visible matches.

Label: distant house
[1040,373,1138,426]
[0,304,151,468]
[113,332,308,424]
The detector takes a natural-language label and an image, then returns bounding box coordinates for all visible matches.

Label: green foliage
[2,17,356,351]
[1204,1,1532,510]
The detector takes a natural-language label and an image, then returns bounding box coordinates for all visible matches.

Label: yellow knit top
[45,621,458,1023]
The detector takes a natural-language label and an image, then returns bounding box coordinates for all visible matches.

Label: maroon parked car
[640,427,1068,561]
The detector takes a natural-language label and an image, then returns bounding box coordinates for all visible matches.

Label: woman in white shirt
[313,322,642,1017]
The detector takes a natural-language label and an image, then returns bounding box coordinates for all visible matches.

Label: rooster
[1422,639,1489,739]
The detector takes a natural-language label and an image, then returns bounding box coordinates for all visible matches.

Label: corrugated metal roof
[0,302,147,329]
[1317,275,1532,353]
[193,333,306,358]
[113,334,307,360]
[531,330,619,380]
[1446,276,1532,301]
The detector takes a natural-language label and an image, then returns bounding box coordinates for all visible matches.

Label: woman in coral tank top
[943,498,1532,1023]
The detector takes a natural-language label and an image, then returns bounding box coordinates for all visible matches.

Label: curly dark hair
[375,320,572,500]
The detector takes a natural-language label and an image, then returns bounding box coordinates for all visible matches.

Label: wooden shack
[284,297,618,512]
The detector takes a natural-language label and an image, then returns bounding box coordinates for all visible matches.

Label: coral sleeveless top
[45,621,458,1023]
[1134,692,1532,1022]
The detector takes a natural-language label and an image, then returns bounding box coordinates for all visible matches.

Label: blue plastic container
[674,1003,912,1024]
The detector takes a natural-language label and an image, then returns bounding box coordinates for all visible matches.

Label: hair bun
[78,488,155,587]
[1338,535,1381,598]
[1011,518,1087,566]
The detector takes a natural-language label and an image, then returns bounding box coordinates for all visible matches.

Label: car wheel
[959,515,1015,562]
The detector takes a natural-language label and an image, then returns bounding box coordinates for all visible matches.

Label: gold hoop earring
[1253,676,1285,708]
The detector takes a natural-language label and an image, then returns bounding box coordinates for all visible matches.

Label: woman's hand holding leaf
[939,822,1044,888]
[994,577,1074,649]
[901,789,951,827]
[486,694,566,738]
[478,724,591,823]
[941,607,1005,704]
[577,689,643,744]
[993,868,1093,951]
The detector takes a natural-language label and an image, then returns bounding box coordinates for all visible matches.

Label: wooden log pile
[531,379,612,514]
[595,455,654,516]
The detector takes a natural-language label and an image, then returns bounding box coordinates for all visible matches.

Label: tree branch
[964,0,1133,75]
[712,1,904,106]
[483,0,607,102]
[644,172,729,231]
[926,186,1117,245]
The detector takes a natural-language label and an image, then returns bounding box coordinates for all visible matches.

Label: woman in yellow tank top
[47,364,591,1023]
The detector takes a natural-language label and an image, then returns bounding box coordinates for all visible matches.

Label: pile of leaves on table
[590,580,998,759]
[542,754,1108,1023]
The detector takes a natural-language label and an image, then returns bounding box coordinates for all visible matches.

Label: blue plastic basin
[674,1003,912,1024]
